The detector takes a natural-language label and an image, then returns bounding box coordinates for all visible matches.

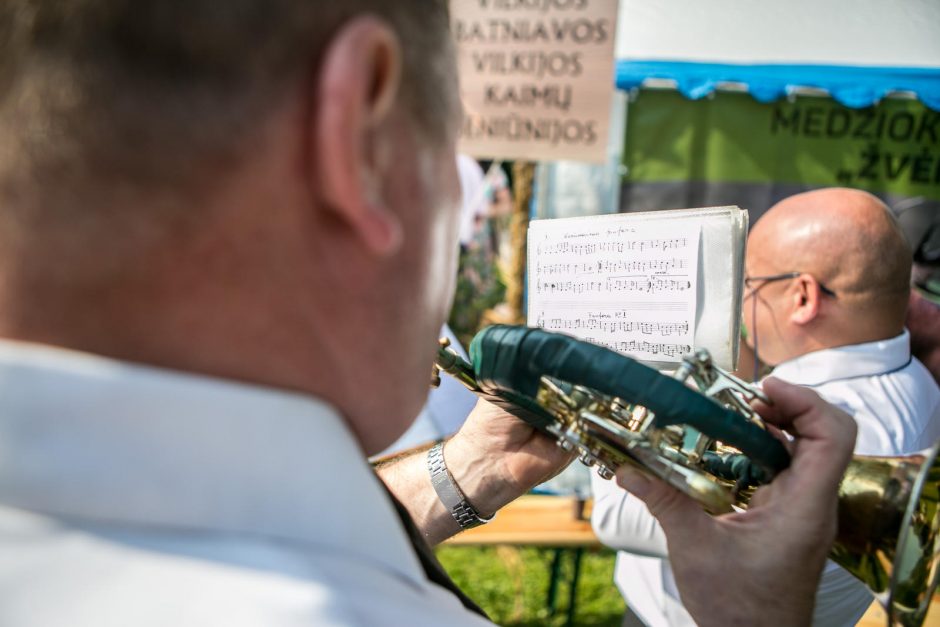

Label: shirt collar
[0,339,428,591]
[770,330,912,386]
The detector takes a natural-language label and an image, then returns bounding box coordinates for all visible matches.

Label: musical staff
[595,339,692,358]
[538,317,690,337]
[535,276,692,295]
[528,215,702,364]
[536,237,691,257]
[536,258,690,277]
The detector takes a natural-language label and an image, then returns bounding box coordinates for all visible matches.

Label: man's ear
[790,274,821,325]
[310,16,404,256]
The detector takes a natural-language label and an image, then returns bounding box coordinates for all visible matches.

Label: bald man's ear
[309,16,403,256]
[790,274,821,325]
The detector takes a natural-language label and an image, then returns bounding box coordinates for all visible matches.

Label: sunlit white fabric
[0,340,491,627]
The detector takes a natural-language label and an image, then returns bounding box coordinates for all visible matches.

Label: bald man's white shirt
[772,330,940,456]
[0,340,491,627]
[591,330,940,627]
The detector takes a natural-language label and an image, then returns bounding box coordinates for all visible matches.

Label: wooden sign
[451,0,620,164]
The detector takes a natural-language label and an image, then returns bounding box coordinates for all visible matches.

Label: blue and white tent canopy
[534,0,940,220]
[614,0,940,111]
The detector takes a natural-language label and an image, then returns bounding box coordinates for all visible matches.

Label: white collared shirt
[592,331,940,627]
[772,330,940,456]
[0,340,491,626]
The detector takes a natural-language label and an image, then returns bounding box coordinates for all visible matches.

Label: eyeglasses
[744,271,837,298]
[744,271,836,383]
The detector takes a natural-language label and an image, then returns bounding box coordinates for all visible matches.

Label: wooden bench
[444,494,598,625]
[445,494,599,548]
[858,597,940,626]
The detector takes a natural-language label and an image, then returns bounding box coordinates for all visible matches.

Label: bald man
[744,188,911,380]
[592,188,940,627]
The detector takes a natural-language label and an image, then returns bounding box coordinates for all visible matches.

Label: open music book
[527,206,748,371]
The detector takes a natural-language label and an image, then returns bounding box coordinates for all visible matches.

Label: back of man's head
[748,188,911,353]
[0,3,461,446]
[0,0,452,252]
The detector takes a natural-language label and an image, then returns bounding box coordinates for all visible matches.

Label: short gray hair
[0,0,454,207]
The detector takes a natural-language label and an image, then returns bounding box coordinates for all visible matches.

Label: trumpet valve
[579,451,597,467]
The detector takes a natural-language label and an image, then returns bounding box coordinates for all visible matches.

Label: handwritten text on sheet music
[528,220,701,363]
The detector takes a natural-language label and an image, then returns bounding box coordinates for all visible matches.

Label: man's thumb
[616,467,708,531]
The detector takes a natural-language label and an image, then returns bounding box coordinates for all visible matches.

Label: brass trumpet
[433,325,940,627]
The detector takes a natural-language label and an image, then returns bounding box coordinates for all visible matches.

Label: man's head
[0,1,462,453]
[743,188,911,367]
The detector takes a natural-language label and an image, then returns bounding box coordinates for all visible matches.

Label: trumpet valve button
[597,466,614,480]
[557,439,575,452]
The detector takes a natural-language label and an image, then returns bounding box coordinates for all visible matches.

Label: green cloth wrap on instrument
[469,324,790,478]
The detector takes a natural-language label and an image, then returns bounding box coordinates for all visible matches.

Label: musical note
[576,337,692,359]
[537,236,691,258]
[528,215,701,363]
[541,317,691,337]
[534,276,692,296]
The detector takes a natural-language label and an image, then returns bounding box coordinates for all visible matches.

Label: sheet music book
[527,206,748,371]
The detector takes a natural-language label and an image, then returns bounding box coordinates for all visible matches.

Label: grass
[435,545,625,626]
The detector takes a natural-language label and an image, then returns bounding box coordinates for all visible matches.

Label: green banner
[623,89,940,201]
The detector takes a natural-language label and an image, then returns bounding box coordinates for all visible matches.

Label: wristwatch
[427,441,494,530]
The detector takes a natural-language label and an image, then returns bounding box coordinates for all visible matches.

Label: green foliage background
[436,546,625,626]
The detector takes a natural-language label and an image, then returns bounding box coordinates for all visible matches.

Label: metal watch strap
[427,441,493,530]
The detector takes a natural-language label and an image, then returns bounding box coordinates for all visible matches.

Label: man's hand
[376,397,573,545]
[444,398,574,518]
[616,377,856,627]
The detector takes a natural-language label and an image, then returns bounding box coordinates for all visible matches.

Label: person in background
[895,197,940,384]
[450,156,509,348]
[593,188,940,627]
[907,293,940,384]
[457,155,488,250]
[0,2,858,626]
